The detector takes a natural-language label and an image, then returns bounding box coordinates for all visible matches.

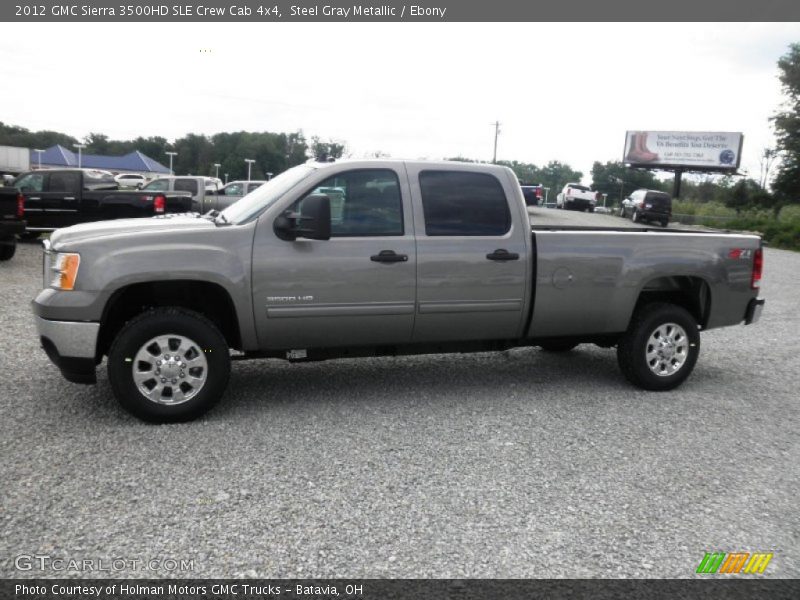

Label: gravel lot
[0,224,798,579]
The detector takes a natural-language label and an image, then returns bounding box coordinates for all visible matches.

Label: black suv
[620,189,672,227]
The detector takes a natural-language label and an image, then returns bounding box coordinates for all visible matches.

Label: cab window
[292,169,403,237]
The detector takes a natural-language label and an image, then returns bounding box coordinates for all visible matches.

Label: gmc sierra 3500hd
[31,160,765,422]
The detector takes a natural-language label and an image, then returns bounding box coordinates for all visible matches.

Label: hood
[50,215,217,249]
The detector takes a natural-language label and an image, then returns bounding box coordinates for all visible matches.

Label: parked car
[14,168,193,233]
[620,189,672,227]
[0,185,24,260]
[32,160,765,422]
[141,176,223,212]
[114,173,148,189]
[556,183,598,211]
[520,184,544,207]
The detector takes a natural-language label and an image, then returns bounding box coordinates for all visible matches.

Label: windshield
[142,178,169,191]
[220,165,317,224]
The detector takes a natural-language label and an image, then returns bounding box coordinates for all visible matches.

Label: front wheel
[107,307,231,422]
[617,303,700,391]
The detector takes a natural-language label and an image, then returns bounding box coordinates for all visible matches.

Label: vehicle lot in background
[620,189,672,227]
[114,173,148,189]
[520,184,544,206]
[556,183,598,211]
[3,219,797,577]
[215,179,268,207]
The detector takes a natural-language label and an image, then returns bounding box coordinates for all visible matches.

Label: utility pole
[492,121,501,164]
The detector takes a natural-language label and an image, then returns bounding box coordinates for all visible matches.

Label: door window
[293,169,403,237]
[174,179,199,195]
[142,179,169,191]
[420,171,510,236]
[15,173,45,192]
[47,172,81,193]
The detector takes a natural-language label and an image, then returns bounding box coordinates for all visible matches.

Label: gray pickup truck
[32,160,765,422]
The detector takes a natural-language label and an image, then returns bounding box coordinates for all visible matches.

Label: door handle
[486,249,520,261]
[28,197,41,201]
[370,250,409,263]
[63,197,76,200]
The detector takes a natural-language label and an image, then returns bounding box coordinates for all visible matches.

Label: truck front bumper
[744,297,765,325]
[34,316,99,384]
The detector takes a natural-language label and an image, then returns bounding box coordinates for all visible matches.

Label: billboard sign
[624,131,743,170]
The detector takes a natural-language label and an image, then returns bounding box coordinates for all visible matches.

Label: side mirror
[274,194,331,241]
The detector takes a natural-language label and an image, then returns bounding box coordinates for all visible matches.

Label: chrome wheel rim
[132,334,208,404]
[645,322,689,377]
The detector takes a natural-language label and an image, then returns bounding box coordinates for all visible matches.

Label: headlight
[50,252,81,290]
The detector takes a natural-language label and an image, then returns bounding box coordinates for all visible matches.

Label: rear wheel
[0,237,16,261]
[617,303,700,391]
[632,209,641,223]
[107,307,231,422]
[661,219,669,227]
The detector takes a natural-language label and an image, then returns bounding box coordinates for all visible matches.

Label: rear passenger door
[407,167,530,342]
[41,171,82,227]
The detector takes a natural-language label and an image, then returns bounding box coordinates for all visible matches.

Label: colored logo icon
[696,552,773,574]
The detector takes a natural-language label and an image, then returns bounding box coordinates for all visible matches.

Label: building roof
[32,145,171,174]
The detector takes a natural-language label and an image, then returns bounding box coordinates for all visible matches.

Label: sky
[0,22,798,183]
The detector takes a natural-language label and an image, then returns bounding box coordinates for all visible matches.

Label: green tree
[310,136,346,162]
[772,42,800,204]
[591,161,665,206]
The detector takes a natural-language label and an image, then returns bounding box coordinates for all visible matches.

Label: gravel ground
[0,234,797,579]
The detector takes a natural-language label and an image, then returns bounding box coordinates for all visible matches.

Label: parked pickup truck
[141,176,223,213]
[556,183,599,211]
[14,169,193,234]
[31,160,765,422]
[214,180,268,209]
[0,185,25,260]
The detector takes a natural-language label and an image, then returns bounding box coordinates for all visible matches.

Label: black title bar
[3,0,800,21]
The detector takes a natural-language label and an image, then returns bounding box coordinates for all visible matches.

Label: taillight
[536,188,543,198]
[16,193,24,218]
[154,195,165,213]
[751,247,763,289]
[595,192,601,202]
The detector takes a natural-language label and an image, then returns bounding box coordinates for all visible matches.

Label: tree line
[0,123,346,181]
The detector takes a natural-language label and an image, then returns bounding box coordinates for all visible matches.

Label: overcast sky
[0,22,798,182]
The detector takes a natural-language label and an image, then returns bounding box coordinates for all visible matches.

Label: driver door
[251,165,417,350]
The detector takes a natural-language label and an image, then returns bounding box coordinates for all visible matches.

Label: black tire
[631,210,640,223]
[19,231,41,241]
[0,238,16,261]
[588,206,595,213]
[107,307,231,422]
[618,207,625,218]
[660,219,669,227]
[617,303,700,391]
[539,340,580,352]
